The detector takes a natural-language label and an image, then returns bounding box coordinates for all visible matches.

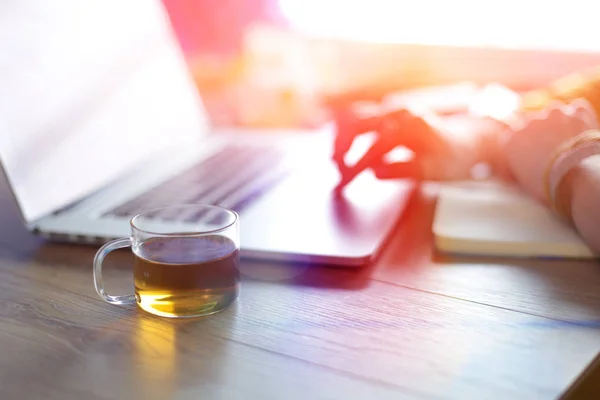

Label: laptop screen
[0,0,209,223]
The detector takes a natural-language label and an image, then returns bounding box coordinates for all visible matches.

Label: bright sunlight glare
[279,0,600,51]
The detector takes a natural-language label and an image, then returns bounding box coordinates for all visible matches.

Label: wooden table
[1,178,599,400]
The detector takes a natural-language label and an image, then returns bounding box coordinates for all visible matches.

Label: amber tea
[133,235,240,317]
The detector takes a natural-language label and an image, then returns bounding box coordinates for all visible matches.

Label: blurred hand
[332,107,478,191]
[503,99,598,202]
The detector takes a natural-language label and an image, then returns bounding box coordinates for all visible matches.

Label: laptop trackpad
[238,161,414,262]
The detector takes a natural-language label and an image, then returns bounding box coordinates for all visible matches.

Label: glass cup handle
[93,237,136,305]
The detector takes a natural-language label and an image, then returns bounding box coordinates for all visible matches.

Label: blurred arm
[559,156,600,253]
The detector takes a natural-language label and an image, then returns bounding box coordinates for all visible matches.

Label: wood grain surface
[0,180,599,400]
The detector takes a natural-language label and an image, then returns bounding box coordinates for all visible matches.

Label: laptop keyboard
[103,144,288,221]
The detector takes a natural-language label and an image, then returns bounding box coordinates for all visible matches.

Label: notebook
[432,181,596,259]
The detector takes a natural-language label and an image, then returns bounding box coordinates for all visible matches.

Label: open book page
[433,181,595,258]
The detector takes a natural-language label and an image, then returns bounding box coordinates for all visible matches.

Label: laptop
[0,0,413,266]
